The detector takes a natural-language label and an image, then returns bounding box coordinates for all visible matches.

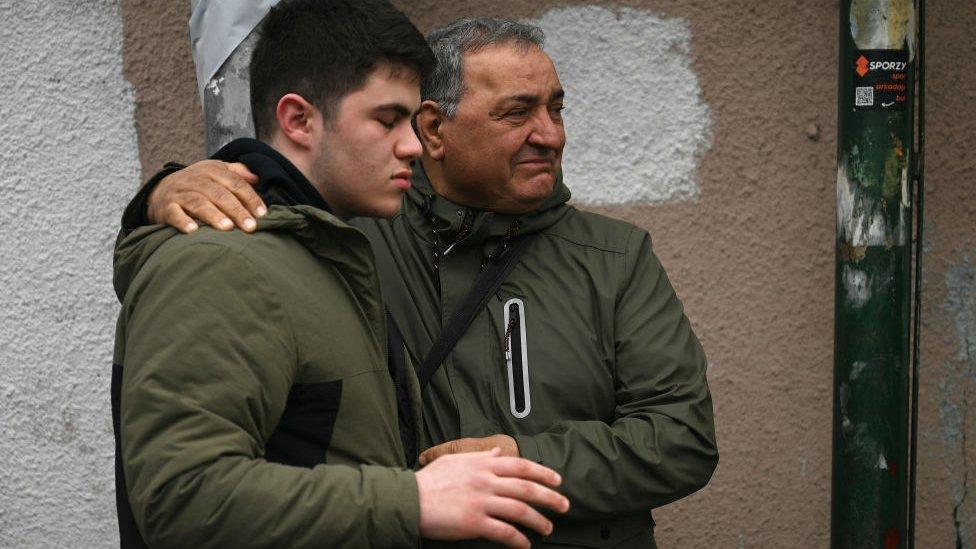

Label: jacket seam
[543,231,629,254]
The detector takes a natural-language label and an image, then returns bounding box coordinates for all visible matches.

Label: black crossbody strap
[418,233,539,388]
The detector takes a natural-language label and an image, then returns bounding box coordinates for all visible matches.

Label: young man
[111,3,568,548]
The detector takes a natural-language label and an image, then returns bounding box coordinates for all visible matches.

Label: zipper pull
[443,241,458,256]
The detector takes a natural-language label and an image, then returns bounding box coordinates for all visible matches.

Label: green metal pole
[832,1,918,547]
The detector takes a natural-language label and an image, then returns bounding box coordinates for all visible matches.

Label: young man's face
[312,63,422,219]
[437,43,565,215]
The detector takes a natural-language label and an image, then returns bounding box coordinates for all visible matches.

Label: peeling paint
[879,455,888,470]
[849,0,917,59]
[837,154,907,248]
[851,360,869,380]
[527,6,712,205]
[843,265,870,308]
[203,30,258,154]
[205,75,224,97]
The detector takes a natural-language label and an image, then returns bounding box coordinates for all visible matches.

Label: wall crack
[953,336,973,549]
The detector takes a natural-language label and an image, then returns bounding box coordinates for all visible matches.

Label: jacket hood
[403,161,572,250]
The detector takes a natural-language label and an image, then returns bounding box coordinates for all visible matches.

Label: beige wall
[120,1,976,546]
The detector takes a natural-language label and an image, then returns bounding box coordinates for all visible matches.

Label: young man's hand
[419,434,519,465]
[147,160,265,233]
[415,448,569,548]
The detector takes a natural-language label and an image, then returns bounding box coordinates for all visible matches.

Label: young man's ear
[416,100,445,161]
[275,93,320,150]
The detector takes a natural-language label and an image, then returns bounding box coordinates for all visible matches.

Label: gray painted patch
[528,6,712,205]
[0,1,140,546]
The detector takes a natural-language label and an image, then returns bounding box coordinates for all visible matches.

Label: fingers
[492,477,570,514]
[490,456,563,488]
[161,203,198,234]
[208,182,258,232]
[477,517,531,549]
[485,496,553,537]
[179,194,235,231]
[220,163,267,220]
[225,162,259,183]
[419,440,463,465]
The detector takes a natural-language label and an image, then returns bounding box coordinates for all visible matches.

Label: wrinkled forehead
[461,43,561,100]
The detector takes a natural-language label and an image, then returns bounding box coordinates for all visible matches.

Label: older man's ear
[416,100,446,161]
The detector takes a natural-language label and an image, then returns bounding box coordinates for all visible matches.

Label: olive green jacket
[112,205,420,548]
[122,164,718,548]
[355,168,718,548]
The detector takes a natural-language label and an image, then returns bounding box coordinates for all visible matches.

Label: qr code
[855,86,874,107]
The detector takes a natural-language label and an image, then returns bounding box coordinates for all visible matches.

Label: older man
[124,18,717,548]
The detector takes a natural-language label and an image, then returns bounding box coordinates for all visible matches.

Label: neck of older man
[420,154,549,215]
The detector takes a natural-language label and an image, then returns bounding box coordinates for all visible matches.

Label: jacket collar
[212,137,331,212]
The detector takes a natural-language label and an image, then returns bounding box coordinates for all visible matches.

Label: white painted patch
[878,455,889,470]
[843,265,870,308]
[0,1,140,545]
[850,360,869,380]
[527,6,712,205]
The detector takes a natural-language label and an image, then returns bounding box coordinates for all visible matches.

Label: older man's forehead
[463,43,561,97]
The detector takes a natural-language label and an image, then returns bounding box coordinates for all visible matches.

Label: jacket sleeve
[120,242,419,548]
[513,229,718,518]
[115,163,184,248]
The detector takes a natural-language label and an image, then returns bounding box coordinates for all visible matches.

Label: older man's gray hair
[423,18,546,118]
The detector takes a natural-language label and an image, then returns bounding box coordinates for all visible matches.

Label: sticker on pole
[853,50,909,111]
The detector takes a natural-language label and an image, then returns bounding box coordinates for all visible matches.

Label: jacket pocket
[504,298,531,419]
[264,380,342,468]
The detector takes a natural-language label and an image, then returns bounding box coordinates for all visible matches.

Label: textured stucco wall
[0,0,140,547]
[27,0,971,545]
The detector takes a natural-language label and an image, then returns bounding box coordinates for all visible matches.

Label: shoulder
[134,227,303,296]
[542,206,649,255]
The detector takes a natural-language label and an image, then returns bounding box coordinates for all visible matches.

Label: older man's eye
[507,109,528,118]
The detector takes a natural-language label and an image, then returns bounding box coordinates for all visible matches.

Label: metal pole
[202,31,258,155]
[832,0,919,547]
[907,0,925,546]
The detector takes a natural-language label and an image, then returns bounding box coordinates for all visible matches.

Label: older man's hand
[147,160,264,234]
[419,434,519,465]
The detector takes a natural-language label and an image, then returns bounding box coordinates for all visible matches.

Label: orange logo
[856,55,869,77]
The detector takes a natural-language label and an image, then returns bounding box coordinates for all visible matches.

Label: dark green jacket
[356,168,718,548]
[112,205,420,548]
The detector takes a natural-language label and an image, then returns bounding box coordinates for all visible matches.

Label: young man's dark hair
[249,0,436,139]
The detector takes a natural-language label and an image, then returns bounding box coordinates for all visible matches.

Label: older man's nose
[527,111,564,151]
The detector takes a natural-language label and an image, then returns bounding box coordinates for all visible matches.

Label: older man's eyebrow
[499,90,565,106]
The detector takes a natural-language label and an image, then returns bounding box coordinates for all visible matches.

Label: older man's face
[438,43,565,214]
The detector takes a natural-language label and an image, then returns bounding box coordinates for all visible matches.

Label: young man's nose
[395,125,424,161]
